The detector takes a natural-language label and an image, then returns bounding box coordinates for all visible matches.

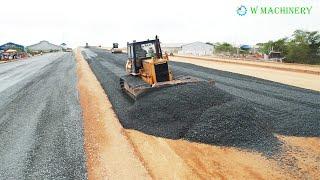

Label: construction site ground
[80,47,320,179]
[0,48,319,179]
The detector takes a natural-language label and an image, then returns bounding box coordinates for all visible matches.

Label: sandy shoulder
[171,56,320,92]
[126,130,320,179]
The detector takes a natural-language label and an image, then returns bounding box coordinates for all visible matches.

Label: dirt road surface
[0,53,87,179]
[173,55,320,75]
[82,47,320,179]
[171,56,320,91]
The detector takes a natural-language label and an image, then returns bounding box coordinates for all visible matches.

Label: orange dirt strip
[75,49,151,180]
[126,130,320,179]
[126,130,296,179]
[277,136,320,179]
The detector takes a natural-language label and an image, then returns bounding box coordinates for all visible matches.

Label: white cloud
[0,0,319,47]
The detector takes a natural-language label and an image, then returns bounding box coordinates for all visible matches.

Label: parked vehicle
[268,51,285,62]
[111,43,122,53]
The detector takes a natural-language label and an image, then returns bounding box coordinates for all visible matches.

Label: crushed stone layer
[0,52,87,179]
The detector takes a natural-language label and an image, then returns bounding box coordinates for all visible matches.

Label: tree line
[212,30,320,65]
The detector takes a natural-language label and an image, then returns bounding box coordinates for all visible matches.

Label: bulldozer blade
[120,75,152,100]
[152,76,211,88]
[120,75,214,101]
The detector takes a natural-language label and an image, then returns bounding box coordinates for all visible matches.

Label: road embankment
[75,48,151,180]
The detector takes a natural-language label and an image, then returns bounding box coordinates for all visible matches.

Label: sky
[0,0,319,47]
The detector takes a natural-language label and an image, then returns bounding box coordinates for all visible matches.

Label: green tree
[286,41,310,63]
[215,42,237,54]
[285,30,320,64]
[273,38,288,54]
[258,41,273,54]
[258,30,320,64]
[258,38,288,55]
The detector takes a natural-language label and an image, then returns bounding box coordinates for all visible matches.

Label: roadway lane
[83,48,320,154]
[171,62,320,136]
[0,53,87,179]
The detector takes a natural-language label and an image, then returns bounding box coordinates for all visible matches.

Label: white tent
[178,42,214,56]
[27,41,62,52]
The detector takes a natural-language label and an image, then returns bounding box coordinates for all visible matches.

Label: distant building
[0,42,25,52]
[60,43,67,50]
[27,40,62,53]
[178,42,214,56]
[161,43,184,54]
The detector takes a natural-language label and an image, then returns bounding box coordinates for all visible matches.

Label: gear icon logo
[237,5,247,16]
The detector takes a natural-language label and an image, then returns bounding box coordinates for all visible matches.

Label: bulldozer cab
[127,36,162,74]
[121,36,209,100]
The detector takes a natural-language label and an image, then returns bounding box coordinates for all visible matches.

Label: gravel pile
[127,82,280,154]
[127,82,234,137]
[185,99,280,153]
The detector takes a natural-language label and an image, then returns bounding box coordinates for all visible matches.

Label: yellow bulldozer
[120,36,209,99]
